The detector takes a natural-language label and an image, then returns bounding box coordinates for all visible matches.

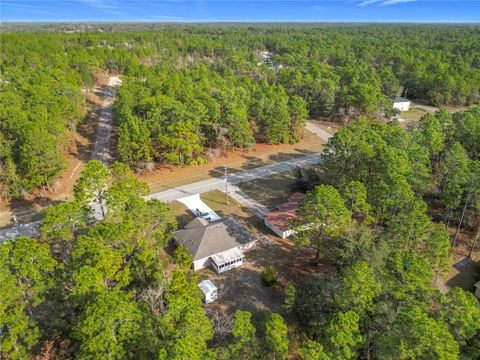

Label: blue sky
[1,1,479,22]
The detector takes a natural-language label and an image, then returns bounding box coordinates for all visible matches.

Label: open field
[138,130,325,194]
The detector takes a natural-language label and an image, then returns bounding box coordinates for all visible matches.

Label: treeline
[113,67,307,167]
[0,34,88,197]
[2,25,480,192]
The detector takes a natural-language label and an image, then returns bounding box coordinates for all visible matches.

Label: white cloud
[358,0,383,6]
[381,0,418,5]
[79,0,118,12]
[357,0,418,6]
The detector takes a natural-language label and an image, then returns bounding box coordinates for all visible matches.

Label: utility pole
[13,213,19,235]
[224,165,229,205]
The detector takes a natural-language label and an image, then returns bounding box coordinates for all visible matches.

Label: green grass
[167,201,192,228]
[400,108,427,122]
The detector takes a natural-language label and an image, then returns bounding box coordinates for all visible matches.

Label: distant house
[172,216,256,273]
[264,193,305,239]
[390,95,411,112]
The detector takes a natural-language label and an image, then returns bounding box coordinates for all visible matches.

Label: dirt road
[91,76,121,165]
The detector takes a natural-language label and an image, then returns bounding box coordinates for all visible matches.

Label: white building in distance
[390,95,411,112]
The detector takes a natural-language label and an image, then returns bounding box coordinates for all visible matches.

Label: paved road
[145,153,323,203]
[0,153,323,243]
[306,122,334,142]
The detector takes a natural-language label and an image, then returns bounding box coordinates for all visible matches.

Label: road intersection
[0,97,330,243]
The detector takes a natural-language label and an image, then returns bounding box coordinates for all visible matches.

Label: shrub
[173,245,192,269]
[261,266,277,287]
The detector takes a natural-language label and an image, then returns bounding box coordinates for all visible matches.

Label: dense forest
[1,24,480,195]
[290,107,480,359]
[1,103,480,359]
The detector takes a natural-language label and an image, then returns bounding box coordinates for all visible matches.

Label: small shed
[474,281,480,300]
[198,280,218,304]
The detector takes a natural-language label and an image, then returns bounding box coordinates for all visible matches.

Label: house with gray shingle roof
[172,216,256,272]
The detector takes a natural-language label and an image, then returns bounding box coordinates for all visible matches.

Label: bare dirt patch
[201,235,316,320]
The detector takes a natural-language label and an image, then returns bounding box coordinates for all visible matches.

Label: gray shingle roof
[172,216,256,261]
[389,95,410,103]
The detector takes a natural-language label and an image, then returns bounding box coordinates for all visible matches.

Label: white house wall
[193,256,212,271]
[393,101,411,112]
[264,219,297,239]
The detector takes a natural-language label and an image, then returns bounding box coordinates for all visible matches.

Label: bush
[261,266,277,287]
[173,245,192,269]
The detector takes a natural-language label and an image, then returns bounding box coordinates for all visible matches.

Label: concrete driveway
[178,194,221,221]
[412,103,439,113]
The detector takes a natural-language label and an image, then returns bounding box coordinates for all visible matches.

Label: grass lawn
[167,201,192,228]
[237,170,299,210]
[400,108,427,123]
